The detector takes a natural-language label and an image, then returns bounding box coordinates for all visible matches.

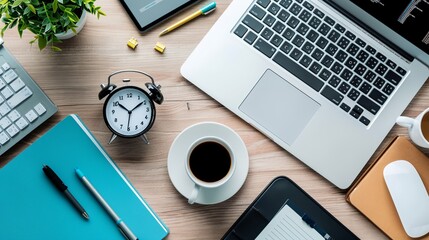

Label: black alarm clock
[98,70,163,144]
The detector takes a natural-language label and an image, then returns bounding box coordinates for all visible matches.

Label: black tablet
[222,176,359,240]
[120,0,201,32]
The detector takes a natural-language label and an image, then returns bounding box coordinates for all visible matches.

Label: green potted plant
[0,0,105,51]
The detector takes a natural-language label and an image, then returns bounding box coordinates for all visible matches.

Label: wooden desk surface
[1,0,428,239]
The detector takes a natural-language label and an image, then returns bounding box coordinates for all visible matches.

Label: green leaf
[38,36,47,50]
[27,4,36,13]
[44,22,51,33]
[52,0,58,13]
[51,46,62,52]
[0,0,8,5]
[11,0,25,7]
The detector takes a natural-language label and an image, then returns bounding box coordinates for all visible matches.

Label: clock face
[103,86,155,138]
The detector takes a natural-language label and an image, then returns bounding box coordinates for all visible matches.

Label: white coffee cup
[185,136,236,204]
[396,108,429,148]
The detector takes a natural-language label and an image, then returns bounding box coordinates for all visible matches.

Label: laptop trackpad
[239,69,320,145]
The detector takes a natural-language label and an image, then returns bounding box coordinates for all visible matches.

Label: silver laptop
[181,0,429,189]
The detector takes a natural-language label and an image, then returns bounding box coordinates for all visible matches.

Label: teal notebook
[0,115,169,240]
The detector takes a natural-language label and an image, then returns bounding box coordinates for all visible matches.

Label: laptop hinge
[323,0,414,62]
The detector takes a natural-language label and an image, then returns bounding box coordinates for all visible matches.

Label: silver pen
[75,168,138,240]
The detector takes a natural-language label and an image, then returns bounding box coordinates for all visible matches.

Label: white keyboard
[0,40,57,155]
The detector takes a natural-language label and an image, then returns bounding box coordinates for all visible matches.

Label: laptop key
[359,116,370,126]
[298,10,312,22]
[313,8,325,19]
[396,66,406,76]
[290,3,302,15]
[257,0,271,8]
[250,5,267,20]
[345,57,358,69]
[363,70,376,82]
[287,16,300,28]
[340,103,351,112]
[280,42,293,54]
[279,0,292,9]
[308,16,322,29]
[345,31,356,40]
[261,28,274,40]
[326,43,338,55]
[273,52,324,91]
[299,55,313,67]
[268,3,281,15]
[382,83,395,95]
[385,70,402,85]
[318,23,331,36]
[359,82,372,94]
[309,62,322,74]
[315,37,328,49]
[319,68,332,81]
[263,14,276,27]
[355,38,366,48]
[334,23,345,33]
[311,48,324,61]
[254,38,276,58]
[328,75,341,87]
[321,85,343,105]
[273,21,286,33]
[358,95,380,115]
[306,29,319,42]
[290,48,303,61]
[292,35,305,47]
[348,88,360,100]
[270,34,283,47]
[350,76,363,88]
[351,105,363,119]
[244,31,258,44]
[303,1,314,10]
[278,10,290,22]
[283,27,295,40]
[324,16,335,26]
[369,88,387,105]
[297,23,309,35]
[234,24,248,38]
[386,59,397,69]
[243,15,264,33]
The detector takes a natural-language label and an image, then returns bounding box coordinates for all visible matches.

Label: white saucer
[167,122,249,205]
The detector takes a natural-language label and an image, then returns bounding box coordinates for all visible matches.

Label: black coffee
[189,141,231,183]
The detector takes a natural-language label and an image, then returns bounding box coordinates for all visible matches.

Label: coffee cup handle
[188,184,201,204]
[396,116,414,128]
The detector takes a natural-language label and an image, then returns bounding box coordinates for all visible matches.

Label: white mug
[396,108,429,148]
[185,136,236,204]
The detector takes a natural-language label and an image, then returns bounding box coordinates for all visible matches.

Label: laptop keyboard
[233,0,407,126]
[0,41,57,155]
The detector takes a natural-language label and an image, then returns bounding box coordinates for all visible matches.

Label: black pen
[42,165,89,220]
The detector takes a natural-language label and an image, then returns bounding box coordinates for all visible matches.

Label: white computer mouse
[383,160,429,238]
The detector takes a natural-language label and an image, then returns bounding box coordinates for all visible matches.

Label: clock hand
[127,111,131,130]
[130,101,144,112]
[118,103,131,113]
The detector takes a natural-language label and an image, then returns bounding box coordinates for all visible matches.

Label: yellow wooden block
[154,42,166,53]
[127,37,138,49]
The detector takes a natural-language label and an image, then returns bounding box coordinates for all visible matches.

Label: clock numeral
[146,107,149,112]
[119,96,123,100]
[140,121,144,125]
[113,101,119,107]
[138,96,141,100]
[145,115,148,119]
[112,110,115,114]
[135,125,138,130]
[120,124,123,129]
[114,118,117,122]
[127,127,130,131]
[127,93,132,98]
[143,100,146,105]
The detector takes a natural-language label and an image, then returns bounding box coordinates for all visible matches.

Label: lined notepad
[0,114,169,240]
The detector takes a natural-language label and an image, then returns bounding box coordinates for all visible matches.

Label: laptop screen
[329,0,429,65]
[350,0,429,55]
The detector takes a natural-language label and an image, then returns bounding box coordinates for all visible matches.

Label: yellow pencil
[159,2,216,36]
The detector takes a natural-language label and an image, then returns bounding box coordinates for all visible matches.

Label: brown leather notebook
[346,136,429,239]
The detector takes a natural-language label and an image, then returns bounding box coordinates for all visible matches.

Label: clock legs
[140,134,149,144]
[108,133,149,144]
[109,134,118,144]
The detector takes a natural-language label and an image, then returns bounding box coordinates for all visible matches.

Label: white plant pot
[55,10,87,40]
